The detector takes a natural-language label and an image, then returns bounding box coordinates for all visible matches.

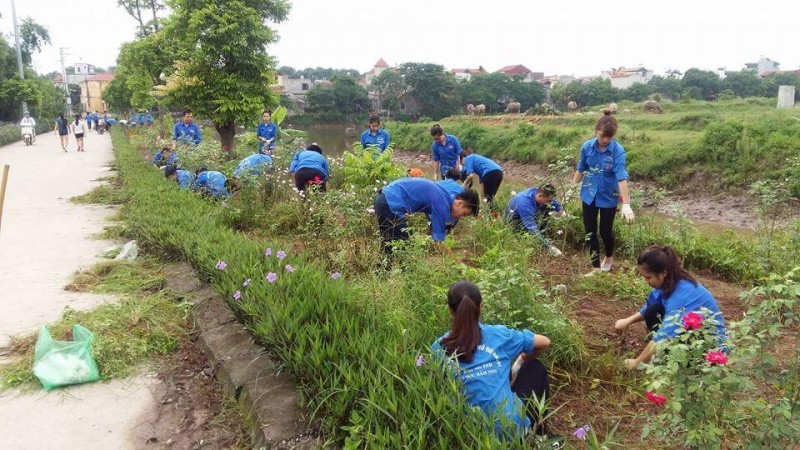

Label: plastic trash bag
[114,240,138,261]
[32,325,100,390]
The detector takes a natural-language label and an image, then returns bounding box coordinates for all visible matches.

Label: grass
[0,257,192,390]
[70,174,127,205]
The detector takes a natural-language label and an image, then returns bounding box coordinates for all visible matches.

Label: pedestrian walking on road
[54,113,69,152]
[71,114,86,152]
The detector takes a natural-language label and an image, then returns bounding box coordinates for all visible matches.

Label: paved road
[0,129,160,449]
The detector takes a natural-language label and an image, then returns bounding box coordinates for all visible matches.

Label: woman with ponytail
[615,245,728,369]
[432,281,553,440]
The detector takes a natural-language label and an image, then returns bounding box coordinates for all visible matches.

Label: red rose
[646,392,666,405]
[682,311,704,331]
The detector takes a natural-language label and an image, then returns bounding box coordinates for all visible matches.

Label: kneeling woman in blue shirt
[615,245,727,369]
[165,166,194,190]
[289,143,329,191]
[374,178,479,255]
[460,148,503,208]
[432,281,553,439]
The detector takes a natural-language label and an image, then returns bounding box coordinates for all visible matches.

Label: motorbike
[21,126,34,146]
[97,118,106,135]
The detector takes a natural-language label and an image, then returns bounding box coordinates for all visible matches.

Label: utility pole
[11,0,28,113]
[59,47,71,115]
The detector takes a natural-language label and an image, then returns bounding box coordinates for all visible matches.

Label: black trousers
[511,359,551,435]
[294,168,327,192]
[643,303,665,335]
[481,170,504,208]
[582,201,617,268]
[374,192,408,256]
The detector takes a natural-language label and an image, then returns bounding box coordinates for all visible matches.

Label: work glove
[511,354,524,384]
[620,203,635,223]
[548,246,563,257]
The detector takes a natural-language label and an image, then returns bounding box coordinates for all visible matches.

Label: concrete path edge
[163,263,320,449]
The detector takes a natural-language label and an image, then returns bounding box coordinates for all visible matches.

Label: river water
[292,124,359,157]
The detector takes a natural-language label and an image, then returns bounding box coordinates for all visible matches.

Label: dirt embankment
[392,149,774,230]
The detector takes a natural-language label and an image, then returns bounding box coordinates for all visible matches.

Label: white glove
[620,204,635,223]
[548,246,563,257]
[511,355,524,383]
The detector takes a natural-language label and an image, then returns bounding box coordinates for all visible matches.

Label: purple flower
[573,424,590,440]
[265,248,272,257]
[233,290,241,301]
[266,272,277,283]
[242,279,251,287]
[216,260,227,270]
[330,272,341,280]
[277,250,287,261]
[285,264,295,273]
[416,355,425,367]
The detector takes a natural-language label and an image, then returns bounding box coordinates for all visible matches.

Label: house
[745,57,780,76]
[451,67,487,82]
[495,64,543,83]
[539,74,576,88]
[600,66,654,89]
[363,58,389,87]
[81,73,114,112]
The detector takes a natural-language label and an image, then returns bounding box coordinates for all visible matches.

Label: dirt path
[392,149,765,230]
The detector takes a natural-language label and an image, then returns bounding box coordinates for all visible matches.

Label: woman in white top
[71,114,86,152]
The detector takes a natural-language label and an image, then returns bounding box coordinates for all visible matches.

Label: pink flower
[285,264,295,273]
[330,272,341,280]
[415,355,425,367]
[573,425,590,440]
[233,290,241,301]
[682,312,704,330]
[705,350,729,365]
[216,260,227,270]
[277,250,287,261]
[242,279,251,287]
[265,248,272,257]
[266,272,277,283]
[646,392,666,406]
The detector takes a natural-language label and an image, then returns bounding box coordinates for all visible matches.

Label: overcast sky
[2,0,799,77]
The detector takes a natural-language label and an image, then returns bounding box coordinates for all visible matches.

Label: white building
[600,66,654,89]
[744,57,780,76]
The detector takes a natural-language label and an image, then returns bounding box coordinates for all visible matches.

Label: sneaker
[583,268,602,277]
[601,257,613,272]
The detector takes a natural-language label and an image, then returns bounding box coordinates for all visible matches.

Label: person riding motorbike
[20,111,36,143]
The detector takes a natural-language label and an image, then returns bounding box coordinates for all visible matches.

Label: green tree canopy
[306,75,370,115]
[19,18,51,66]
[722,70,762,98]
[682,68,723,99]
[398,63,458,119]
[760,72,800,101]
[161,0,290,154]
[648,75,683,100]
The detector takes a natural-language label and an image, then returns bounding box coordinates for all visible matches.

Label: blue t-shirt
[504,187,563,242]
[361,128,391,152]
[192,171,229,198]
[56,118,68,134]
[462,154,502,182]
[256,122,278,152]
[146,114,153,125]
[172,121,203,145]
[138,113,145,125]
[382,178,454,242]
[437,179,465,200]
[289,150,329,178]
[175,169,193,190]
[640,279,727,343]
[577,138,629,208]
[153,151,178,168]
[432,323,535,439]
[234,154,273,178]
[129,113,137,125]
[431,134,463,176]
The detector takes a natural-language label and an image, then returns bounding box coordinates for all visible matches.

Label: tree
[760,72,800,101]
[550,77,620,108]
[110,32,173,111]
[371,69,405,113]
[622,82,655,102]
[398,63,459,119]
[163,0,290,155]
[19,18,51,66]
[648,75,683,101]
[722,70,761,98]
[306,75,370,115]
[118,0,165,34]
[277,66,296,77]
[681,68,723,99]
[68,84,82,109]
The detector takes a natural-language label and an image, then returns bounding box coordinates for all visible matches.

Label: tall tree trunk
[151,5,159,31]
[215,122,236,159]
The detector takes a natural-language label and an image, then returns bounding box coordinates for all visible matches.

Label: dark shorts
[74,133,84,139]
[58,131,68,136]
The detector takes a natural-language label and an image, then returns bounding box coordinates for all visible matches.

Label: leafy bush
[342,143,406,188]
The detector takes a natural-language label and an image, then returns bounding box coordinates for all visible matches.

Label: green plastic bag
[32,324,100,390]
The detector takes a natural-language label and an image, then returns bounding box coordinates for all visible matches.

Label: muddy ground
[392,149,783,231]
[132,338,250,450]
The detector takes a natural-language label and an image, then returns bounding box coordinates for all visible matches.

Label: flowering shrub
[642,271,800,448]
[175,140,228,173]
[342,143,406,189]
